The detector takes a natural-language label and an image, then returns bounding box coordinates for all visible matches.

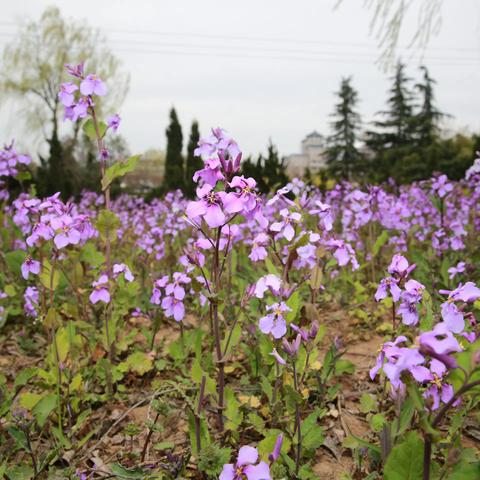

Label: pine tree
[184,120,202,198]
[365,61,416,180]
[414,66,444,146]
[163,108,184,192]
[326,76,362,180]
[367,62,415,150]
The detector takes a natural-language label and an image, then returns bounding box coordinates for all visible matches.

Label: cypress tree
[414,66,444,146]
[163,108,184,192]
[326,76,362,180]
[184,120,202,198]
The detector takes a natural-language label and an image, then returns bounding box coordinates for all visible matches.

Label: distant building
[285,131,328,177]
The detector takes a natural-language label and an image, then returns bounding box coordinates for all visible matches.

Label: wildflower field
[1,65,479,480]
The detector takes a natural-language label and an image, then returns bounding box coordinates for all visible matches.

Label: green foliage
[198,443,232,477]
[383,432,424,480]
[185,120,202,198]
[102,155,139,190]
[241,141,288,194]
[163,107,185,192]
[326,76,363,180]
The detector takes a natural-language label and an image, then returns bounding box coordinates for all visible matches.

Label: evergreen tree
[367,62,415,150]
[414,66,444,145]
[365,61,416,180]
[261,141,289,193]
[326,76,362,180]
[184,120,202,198]
[163,108,184,192]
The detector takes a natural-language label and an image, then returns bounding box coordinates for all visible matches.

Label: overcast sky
[1,0,480,158]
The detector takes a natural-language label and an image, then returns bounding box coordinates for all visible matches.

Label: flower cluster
[150,272,192,322]
[12,193,96,250]
[89,264,134,304]
[375,254,425,326]
[0,141,30,178]
[186,129,265,229]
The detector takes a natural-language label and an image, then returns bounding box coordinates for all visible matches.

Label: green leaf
[4,250,26,276]
[334,359,355,376]
[449,461,480,479]
[83,118,107,141]
[265,257,280,276]
[6,464,34,480]
[7,427,28,450]
[102,155,139,190]
[118,351,154,376]
[372,230,390,256]
[394,397,415,437]
[39,259,59,291]
[14,367,38,389]
[360,393,376,413]
[383,432,423,480]
[19,392,42,410]
[370,413,387,432]
[258,429,291,457]
[79,242,105,267]
[224,387,243,431]
[286,290,300,322]
[96,209,121,242]
[32,393,57,427]
[109,463,146,479]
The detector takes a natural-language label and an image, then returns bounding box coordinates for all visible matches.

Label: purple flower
[249,233,269,262]
[161,296,185,322]
[50,216,82,249]
[107,113,121,132]
[58,82,78,107]
[80,74,107,96]
[439,281,480,333]
[326,239,359,271]
[282,333,302,357]
[270,208,301,242]
[165,272,191,300]
[254,274,281,299]
[195,128,242,177]
[419,322,462,369]
[24,286,39,317]
[448,262,465,280]
[259,302,290,339]
[65,62,84,78]
[223,176,259,215]
[375,277,401,302]
[220,445,271,480]
[370,335,408,381]
[450,282,480,303]
[388,254,414,277]
[150,275,169,305]
[291,321,319,342]
[89,275,110,304]
[113,263,134,282]
[440,301,464,333]
[186,183,226,228]
[270,348,286,365]
[269,434,283,462]
[431,174,453,198]
[309,201,333,231]
[21,257,41,280]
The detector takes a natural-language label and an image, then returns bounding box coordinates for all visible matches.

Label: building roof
[304,130,323,139]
